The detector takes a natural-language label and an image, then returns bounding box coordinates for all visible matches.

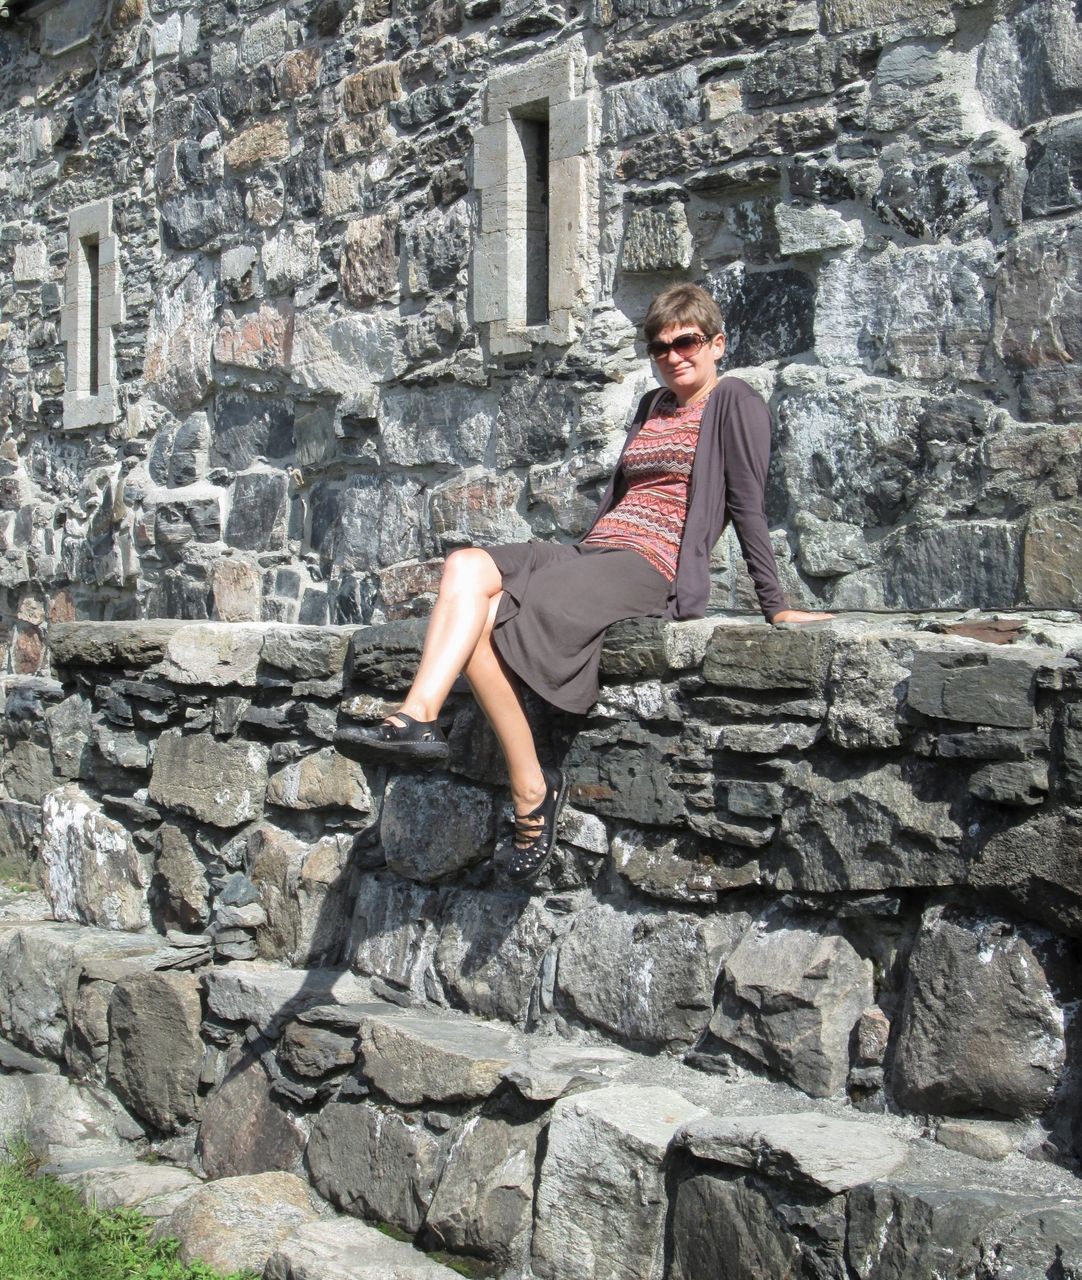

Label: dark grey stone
[907,649,1041,729]
[565,723,687,827]
[346,619,428,690]
[968,760,1048,807]
[196,1052,306,1178]
[892,907,1067,1120]
[161,183,244,250]
[213,393,296,470]
[971,809,1082,938]
[703,625,830,691]
[846,1183,1082,1280]
[873,156,984,240]
[882,523,1022,611]
[1024,118,1082,219]
[224,472,290,552]
[706,265,816,367]
[306,1100,449,1235]
[744,34,878,107]
[671,1174,804,1280]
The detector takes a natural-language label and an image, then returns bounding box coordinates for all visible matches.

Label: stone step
[2,913,1081,1279]
[265,1219,463,1279]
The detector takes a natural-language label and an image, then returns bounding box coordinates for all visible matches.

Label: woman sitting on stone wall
[336,284,829,883]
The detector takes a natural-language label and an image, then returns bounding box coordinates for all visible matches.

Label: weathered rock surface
[678,1113,908,1195]
[356,1005,518,1105]
[266,1218,460,1278]
[197,1053,307,1179]
[149,732,269,827]
[40,786,150,931]
[532,1086,708,1280]
[156,1172,319,1276]
[380,773,497,883]
[107,971,204,1131]
[710,917,873,1098]
[306,1102,448,1235]
[892,908,1068,1119]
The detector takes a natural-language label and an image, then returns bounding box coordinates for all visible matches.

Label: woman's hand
[771,609,833,624]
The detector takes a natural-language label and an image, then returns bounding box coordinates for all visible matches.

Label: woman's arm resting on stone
[723,392,790,622]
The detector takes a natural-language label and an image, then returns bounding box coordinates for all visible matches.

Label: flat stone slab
[266,1218,461,1278]
[203,963,371,1036]
[48,621,186,670]
[677,1113,910,1195]
[356,1004,518,1105]
[63,1159,202,1212]
[533,1085,709,1280]
[160,624,266,687]
[501,1043,632,1101]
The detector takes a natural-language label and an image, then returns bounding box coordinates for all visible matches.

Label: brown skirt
[483,542,670,714]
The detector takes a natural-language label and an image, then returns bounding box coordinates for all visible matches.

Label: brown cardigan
[583,377,789,622]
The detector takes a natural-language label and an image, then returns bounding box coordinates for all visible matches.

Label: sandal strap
[376,713,445,744]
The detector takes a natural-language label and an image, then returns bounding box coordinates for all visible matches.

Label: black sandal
[503,767,569,884]
[333,712,449,765]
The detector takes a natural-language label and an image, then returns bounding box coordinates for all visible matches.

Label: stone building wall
[1,0,1081,675]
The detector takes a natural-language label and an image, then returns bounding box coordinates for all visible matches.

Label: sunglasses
[646,332,715,360]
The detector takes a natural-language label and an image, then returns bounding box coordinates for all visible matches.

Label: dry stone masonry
[0,611,1079,1276]
[1,0,1082,1275]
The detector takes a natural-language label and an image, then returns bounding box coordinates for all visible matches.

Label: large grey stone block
[356,1003,518,1105]
[203,962,369,1037]
[107,970,204,1132]
[532,1085,708,1280]
[847,1182,1082,1280]
[197,1052,307,1179]
[381,773,497,883]
[307,1101,448,1235]
[266,1218,459,1278]
[422,1113,542,1265]
[677,1113,908,1195]
[558,900,744,1047]
[709,917,873,1098]
[892,907,1067,1119]
[149,731,269,827]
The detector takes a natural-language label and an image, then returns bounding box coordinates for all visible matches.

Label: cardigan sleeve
[723,388,789,622]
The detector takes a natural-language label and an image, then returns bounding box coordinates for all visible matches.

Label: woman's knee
[440,548,500,597]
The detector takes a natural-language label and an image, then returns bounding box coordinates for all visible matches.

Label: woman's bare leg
[463,596,546,821]
[393,548,546,826]
[394,548,504,724]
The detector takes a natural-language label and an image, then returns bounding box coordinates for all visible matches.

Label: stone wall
[0,612,1080,1275]
[1,0,1081,673]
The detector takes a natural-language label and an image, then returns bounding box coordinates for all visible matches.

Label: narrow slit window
[515,115,550,327]
[83,238,100,397]
[62,198,123,429]
[473,44,597,354]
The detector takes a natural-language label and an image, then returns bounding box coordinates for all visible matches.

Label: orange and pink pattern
[584,396,703,579]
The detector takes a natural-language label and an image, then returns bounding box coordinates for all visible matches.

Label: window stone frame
[61,197,123,430]
[473,40,598,355]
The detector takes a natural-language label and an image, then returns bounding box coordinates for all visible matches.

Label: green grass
[0,1149,254,1280]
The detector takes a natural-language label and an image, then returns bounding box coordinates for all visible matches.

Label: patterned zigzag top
[584,394,704,580]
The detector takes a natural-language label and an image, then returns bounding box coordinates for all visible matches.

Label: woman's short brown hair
[643,283,725,344]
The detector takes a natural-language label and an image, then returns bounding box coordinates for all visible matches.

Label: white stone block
[548,155,588,311]
[776,203,865,256]
[14,242,47,284]
[474,120,514,189]
[550,94,597,161]
[152,13,182,57]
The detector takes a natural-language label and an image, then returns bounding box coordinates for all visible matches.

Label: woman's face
[649,323,726,406]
